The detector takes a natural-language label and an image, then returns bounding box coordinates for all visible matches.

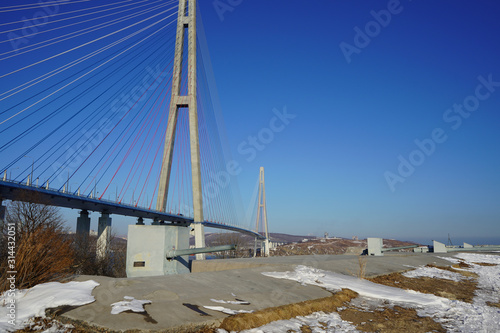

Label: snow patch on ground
[0,280,99,332]
[457,252,500,265]
[203,306,253,315]
[211,298,250,305]
[110,296,151,315]
[258,253,500,332]
[263,266,445,307]
[403,266,466,281]
[443,253,500,307]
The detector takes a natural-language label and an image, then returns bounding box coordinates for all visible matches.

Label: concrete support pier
[126,224,190,277]
[193,222,205,260]
[76,210,91,248]
[76,210,90,238]
[97,212,112,260]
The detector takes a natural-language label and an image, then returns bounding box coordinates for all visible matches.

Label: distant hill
[188,232,420,256]
[189,232,318,247]
[109,231,420,256]
[272,237,421,256]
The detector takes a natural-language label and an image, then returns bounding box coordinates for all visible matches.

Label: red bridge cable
[134,68,183,208]
[73,61,169,196]
[86,62,171,196]
[113,66,174,202]
[139,92,171,210]
[147,98,171,211]
[109,71,172,202]
[35,43,168,186]
[135,101,171,209]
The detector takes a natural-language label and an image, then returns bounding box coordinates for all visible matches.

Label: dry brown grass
[0,225,74,292]
[358,256,367,279]
[218,289,358,332]
[473,262,498,267]
[300,325,313,332]
[339,305,445,332]
[453,260,472,269]
[427,263,478,279]
[0,195,75,292]
[347,255,368,279]
[368,266,478,303]
[487,301,500,308]
[14,226,74,290]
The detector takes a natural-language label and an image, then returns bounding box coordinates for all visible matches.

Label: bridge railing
[1,173,152,209]
[1,176,265,239]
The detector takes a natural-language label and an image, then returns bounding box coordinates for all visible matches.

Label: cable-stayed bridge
[0,0,267,275]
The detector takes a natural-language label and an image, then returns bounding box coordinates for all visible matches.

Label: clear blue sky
[1,1,499,245]
[198,0,500,244]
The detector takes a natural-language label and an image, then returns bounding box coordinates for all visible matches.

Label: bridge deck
[0,180,265,239]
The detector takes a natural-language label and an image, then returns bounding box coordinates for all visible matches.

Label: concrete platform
[62,253,457,332]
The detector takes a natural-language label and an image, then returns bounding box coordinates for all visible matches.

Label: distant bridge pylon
[254,166,270,256]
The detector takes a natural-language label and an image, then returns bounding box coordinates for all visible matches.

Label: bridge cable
[0,23,176,162]
[0,0,94,13]
[0,14,177,125]
[0,0,154,36]
[8,27,176,183]
[78,63,174,195]
[0,12,176,111]
[0,8,175,80]
[100,63,173,200]
[0,0,135,27]
[0,0,171,59]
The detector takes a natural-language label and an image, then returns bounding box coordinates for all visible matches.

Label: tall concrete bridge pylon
[156,0,205,259]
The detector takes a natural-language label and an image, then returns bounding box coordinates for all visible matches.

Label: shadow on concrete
[182,303,211,317]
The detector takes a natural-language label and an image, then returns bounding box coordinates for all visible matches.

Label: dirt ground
[367,264,478,303]
[338,305,445,333]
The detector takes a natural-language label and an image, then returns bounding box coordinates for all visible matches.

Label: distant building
[269,241,285,249]
[413,246,429,253]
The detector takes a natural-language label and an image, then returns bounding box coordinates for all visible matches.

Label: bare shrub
[357,256,367,279]
[347,255,367,279]
[211,232,250,258]
[0,196,74,292]
[6,193,64,237]
[71,232,127,278]
[13,225,74,290]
